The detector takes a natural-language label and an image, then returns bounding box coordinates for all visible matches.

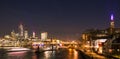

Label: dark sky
[0,0,120,40]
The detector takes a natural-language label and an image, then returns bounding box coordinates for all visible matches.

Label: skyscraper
[110,14,115,34]
[19,24,24,37]
[41,32,48,41]
[32,32,35,38]
[24,30,28,39]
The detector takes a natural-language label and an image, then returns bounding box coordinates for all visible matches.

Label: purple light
[111,14,114,20]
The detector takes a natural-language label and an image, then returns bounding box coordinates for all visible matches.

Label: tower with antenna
[110,14,115,34]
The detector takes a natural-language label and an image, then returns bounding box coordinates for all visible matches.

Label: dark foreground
[0,48,91,59]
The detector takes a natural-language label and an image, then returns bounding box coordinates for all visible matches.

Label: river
[0,48,84,59]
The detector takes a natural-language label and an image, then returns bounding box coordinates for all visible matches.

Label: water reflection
[68,49,78,59]
[74,49,78,59]
[44,51,55,59]
[33,51,56,59]
[8,51,27,56]
[0,49,80,59]
[7,51,32,59]
[0,49,7,59]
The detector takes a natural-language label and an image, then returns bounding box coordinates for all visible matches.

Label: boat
[7,47,30,52]
[1,47,30,52]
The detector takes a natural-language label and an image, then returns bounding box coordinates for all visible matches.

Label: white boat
[2,47,30,52]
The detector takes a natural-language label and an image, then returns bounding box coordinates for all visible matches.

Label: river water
[0,48,83,59]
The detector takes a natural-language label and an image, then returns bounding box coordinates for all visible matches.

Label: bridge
[32,40,79,51]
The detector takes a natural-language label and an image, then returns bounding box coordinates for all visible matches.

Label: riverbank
[76,48,107,59]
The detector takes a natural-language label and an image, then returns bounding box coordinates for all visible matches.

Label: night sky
[0,0,120,40]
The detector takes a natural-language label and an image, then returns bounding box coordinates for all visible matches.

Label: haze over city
[1,0,120,59]
[0,0,120,40]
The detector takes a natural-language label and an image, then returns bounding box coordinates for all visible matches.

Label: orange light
[109,49,112,53]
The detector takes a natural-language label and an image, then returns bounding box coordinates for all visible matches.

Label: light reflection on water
[32,51,56,59]
[68,49,78,59]
[0,49,80,59]
[7,51,32,59]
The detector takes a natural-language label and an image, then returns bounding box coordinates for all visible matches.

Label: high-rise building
[110,14,115,28]
[41,32,48,41]
[32,32,35,38]
[19,24,24,37]
[110,14,115,34]
[24,30,28,39]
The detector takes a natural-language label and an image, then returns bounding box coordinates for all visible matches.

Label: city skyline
[0,0,120,40]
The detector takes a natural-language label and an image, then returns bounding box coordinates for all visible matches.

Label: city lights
[111,14,114,21]
[0,0,120,59]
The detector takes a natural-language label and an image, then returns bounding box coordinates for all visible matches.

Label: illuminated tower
[110,14,115,34]
[24,30,28,39]
[32,32,35,38]
[19,24,24,37]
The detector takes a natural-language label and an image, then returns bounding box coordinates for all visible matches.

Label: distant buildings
[11,30,16,40]
[82,14,120,41]
[41,32,48,41]
[81,14,120,54]
[0,23,62,47]
[19,24,24,37]
[24,30,28,39]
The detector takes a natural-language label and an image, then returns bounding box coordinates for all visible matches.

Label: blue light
[111,14,114,20]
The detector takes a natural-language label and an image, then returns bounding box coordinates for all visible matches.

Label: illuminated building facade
[32,32,35,38]
[19,24,24,37]
[81,14,120,54]
[24,30,28,39]
[41,32,48,41]
[11,30,16,40]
